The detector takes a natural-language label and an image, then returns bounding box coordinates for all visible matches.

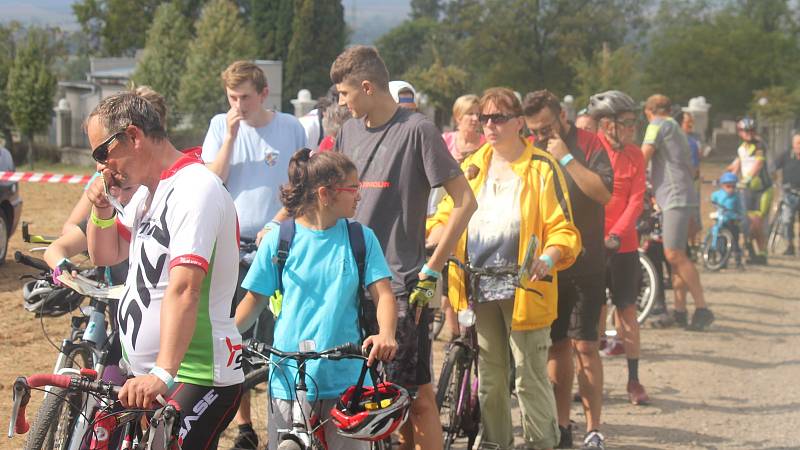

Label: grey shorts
[662,207,692,250]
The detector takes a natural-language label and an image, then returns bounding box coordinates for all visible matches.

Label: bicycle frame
[245,341,374,450]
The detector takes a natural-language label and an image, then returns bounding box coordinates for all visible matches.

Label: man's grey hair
[86,92,167,141]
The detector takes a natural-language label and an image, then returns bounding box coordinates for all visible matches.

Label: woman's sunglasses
[478,113,515,125]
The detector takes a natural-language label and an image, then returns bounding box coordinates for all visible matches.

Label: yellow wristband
[91,209,116,229]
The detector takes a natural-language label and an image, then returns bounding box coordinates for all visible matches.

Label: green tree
[6,28,57,169]
[411,0,441,20]
[374,18,438,79]
[572,44,643,108]
[284,0,345,108]
[247,0,295,61]
[72,0,165,56]
[132,2,193,128]
[405,54,467,127]
[644,10,800,115]
[0,23,18,154]
[751,87,800,121]
[178,0,257,131]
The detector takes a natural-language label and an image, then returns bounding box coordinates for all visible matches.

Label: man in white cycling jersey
[85,92,243,449]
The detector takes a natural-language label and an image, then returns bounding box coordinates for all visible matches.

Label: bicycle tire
[636,251,659,324]
[24,345,93,450]
[436,344,469,450]
[242,365,269,391]
[703,228,733,271]
[768,212,790,256]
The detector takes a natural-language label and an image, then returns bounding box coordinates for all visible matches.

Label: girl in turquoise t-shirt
[236,149,397,450]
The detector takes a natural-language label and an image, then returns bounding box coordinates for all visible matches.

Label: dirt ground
[0,161,798,449]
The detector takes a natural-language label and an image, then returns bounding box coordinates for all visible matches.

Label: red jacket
[599,134,646,253]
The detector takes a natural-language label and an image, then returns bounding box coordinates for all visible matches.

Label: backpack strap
[274,219,296,295]
[346,221,373,339]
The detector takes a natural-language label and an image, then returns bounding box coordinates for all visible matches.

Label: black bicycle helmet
[23,280,84,317]
[737,117,756,132]
[587,90,637,120]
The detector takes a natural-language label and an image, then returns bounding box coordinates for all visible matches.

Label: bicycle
[701,204,742,271]
[242,340,408,450]
[603,250,659,337]
[15,250,123,450]
[767,186,800,256]
[9,371,181,449]
[436,253,550,450]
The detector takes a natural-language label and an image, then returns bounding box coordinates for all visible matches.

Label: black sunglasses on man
[91,130,125,164]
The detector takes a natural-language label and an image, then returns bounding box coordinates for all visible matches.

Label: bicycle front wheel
[436,344,470,450]
[703,228,733,271]
[24,344,94,450]
[768,213,791,255]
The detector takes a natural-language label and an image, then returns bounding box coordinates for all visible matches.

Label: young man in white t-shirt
[201,60,306,449]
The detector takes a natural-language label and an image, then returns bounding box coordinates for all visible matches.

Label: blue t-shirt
[241,219,391,400]
[710,189,743,222]
[201,112,307,239]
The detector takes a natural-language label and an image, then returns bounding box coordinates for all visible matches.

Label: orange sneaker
[626,380,650,405]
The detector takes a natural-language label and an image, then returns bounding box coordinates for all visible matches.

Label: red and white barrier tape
[0,171,92,184]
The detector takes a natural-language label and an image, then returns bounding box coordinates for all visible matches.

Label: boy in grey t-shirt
[642,94,713,331]
[331,45,477,449]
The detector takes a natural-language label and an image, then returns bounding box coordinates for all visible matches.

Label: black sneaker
[673,310,688,328]
[748,254,768,265]
[687,308,715,331]
[582,430,605,449]
[783,246,795,256]
[557,423,573,448]
[232,424,259,450]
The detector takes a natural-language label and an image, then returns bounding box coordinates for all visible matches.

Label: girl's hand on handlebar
[362,333,397,367]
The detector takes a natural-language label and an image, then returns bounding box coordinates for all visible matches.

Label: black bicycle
[15,251,123,450]
[9,372,181,449]
[767,186,800,256]
[436,250,551,450]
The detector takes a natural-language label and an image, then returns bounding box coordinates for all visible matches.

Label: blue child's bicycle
[702,203,742,271]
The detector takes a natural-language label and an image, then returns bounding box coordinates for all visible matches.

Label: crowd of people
[41,43,800,450]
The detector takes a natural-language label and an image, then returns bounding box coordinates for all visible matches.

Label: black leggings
[170,382,242,449]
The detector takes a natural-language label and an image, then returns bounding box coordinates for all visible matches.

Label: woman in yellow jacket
[427,87,581,450]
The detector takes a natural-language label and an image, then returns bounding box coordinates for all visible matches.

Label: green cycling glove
[409,277,438,308]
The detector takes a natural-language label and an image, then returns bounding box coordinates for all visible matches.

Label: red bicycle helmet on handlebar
[329,381,411,441]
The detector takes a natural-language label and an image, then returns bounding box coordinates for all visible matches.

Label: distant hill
[0,0,78,29]
[0,0,410,44]
[343,0,410,44]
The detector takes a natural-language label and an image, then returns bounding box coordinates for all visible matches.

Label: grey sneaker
[582,430,605,449]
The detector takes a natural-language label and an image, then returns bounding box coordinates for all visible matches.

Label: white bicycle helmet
[330,381,411,441]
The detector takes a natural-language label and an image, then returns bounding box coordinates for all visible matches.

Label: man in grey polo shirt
[642,94,713,331]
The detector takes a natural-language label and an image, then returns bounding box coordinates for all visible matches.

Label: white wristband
[149,366,175,390]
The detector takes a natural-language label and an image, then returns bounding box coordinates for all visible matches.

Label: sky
[0,0,412,44]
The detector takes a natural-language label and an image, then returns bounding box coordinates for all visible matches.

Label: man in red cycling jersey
[588,90,649,406]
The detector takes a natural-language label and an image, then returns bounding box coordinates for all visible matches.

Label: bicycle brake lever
[9,377,31,437]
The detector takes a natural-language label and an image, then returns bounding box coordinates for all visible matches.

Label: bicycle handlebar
[14,251,50,273]
[447,257,553,283]
[9,371,121,437]
[246,341,367,362]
